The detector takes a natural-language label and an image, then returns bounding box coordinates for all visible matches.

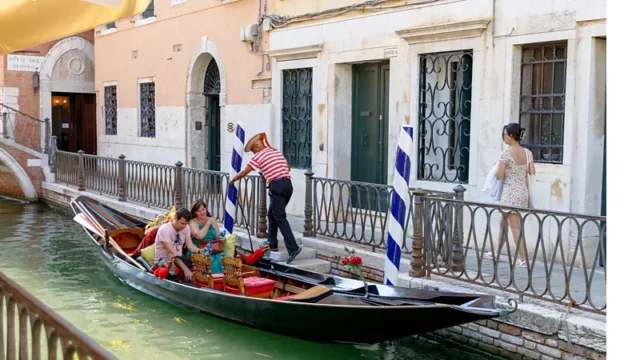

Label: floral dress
[499,148,529,208]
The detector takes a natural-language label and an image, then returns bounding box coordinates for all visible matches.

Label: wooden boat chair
[222,258,275,298]
[191,254,223,290]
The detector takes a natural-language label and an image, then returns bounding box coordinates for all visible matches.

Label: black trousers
[268,178,299,255]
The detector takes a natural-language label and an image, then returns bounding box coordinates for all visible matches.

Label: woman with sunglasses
[188,200,226,273]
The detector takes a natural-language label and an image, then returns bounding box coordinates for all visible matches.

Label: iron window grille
[418,50,473,183]
[141,0,154,19]
[282,68,312,170]
[204,59,221,95]
[104,85,117,135]
[140,82,156,138]
[519,42,567,163]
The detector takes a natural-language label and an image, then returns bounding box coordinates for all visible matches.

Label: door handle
[362,134,369,147]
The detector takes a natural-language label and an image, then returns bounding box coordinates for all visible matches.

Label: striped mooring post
[224,122,246,234]
[384,125,414,286]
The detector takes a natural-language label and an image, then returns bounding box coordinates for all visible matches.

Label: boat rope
[562,300,576,358]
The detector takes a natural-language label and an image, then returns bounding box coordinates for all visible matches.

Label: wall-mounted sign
[7,55,44,72]
[384,48,398,58]
[62,123,70,129]
[227,122,234,133]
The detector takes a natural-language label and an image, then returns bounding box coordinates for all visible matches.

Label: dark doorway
[351,62,390,211]
[207,95,221,171]
[51,93,97,154]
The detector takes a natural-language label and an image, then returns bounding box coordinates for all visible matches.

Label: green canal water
[0,199,491,360]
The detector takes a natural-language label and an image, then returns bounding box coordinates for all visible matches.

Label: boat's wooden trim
[289,286,331,301]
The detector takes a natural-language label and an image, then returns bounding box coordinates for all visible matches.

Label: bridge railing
[0,103,50,154]
[0,271,116,359]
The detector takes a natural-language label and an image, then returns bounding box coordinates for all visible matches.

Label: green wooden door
[351,63,390,211]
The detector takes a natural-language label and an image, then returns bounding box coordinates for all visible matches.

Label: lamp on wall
[32,68,40,90]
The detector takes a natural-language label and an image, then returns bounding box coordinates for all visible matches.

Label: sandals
[486,252,527,268]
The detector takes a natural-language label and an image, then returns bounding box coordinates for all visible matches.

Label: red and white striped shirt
[248,148,291,184]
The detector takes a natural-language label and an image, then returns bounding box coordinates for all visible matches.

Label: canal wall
[41,181,606,360]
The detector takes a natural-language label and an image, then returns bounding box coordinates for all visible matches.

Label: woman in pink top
[231,132,302,264]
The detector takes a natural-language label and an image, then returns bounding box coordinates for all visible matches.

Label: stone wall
[426,320,605,360]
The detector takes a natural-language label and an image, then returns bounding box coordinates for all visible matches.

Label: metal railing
[52,145,266,236]
[0,103,50,154]
[307,170,457,252]
[0,271,116,359]
[409,195,607,313]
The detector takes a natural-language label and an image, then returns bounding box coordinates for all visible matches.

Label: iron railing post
[410,191,426,277]
[77,150,85,191]
[424,197,433,279]
[451,185,466,272]
[2,112,8,139]
[257,174,267,238]
[304,170,314,237]
[118,155,126,201]
[49,136,57,173]
[174,161,183,209]
[43,117,50,154]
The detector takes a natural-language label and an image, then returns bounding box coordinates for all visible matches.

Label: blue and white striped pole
[224,122,245,234]
[384,125,414,286]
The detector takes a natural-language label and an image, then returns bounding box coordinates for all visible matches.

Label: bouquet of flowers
[333,246,369,298]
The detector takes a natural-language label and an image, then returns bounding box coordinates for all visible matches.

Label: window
[105,22,116,30]
[141,0,154,19]
[105,85,117,135]
[282,68,312,169]
[140,82,156,138]
[519,42,567,163]
[418,50,473,183]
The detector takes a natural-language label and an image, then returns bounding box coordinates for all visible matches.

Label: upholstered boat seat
[224,277,276,297]
[195,273,224,291]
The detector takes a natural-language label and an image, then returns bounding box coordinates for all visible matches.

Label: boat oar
[75,200,147,272]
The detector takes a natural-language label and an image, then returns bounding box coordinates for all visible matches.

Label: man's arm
[230,165,254,184]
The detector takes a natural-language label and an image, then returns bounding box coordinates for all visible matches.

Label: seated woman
[188,200,226,273]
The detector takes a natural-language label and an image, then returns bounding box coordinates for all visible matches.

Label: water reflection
[0,199,489,359]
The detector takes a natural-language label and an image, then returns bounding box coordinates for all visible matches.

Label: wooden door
[351,63,390,211]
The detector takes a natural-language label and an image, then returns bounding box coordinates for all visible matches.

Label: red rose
[350,256,362,266]
[255,249,264,258]
[341,257,350,266]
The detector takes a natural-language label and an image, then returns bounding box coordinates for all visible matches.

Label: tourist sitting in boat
[153,208,202,282]
[188,199,226,274]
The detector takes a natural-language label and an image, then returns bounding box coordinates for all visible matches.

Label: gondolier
[230,132,303,264]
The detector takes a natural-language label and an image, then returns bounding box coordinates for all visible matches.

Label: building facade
[264,0,606,220]
[93,0,273,171]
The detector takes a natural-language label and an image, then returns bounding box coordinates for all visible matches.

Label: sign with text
[384,48,398,58]
[7,55,44,72]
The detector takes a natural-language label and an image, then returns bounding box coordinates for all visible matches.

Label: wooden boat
[69,195,516,344]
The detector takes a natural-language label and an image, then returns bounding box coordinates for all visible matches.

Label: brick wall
[424,320,606,360]
[0,161,24,199]
[317,254,385,283]
[0,142,44,197]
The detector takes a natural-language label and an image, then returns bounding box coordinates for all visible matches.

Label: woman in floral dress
[487,123,536,267]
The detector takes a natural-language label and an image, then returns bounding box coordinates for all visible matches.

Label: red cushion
[224,277,275,296]
[275,295,294,301]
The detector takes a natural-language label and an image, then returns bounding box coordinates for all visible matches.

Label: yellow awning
[0,0,152,55]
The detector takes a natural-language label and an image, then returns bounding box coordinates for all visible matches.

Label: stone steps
[276,258,332,274]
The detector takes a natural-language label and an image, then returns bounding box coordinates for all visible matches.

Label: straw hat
[244,132,273,152]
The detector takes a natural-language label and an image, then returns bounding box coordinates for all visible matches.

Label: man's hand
[184,269,193,282]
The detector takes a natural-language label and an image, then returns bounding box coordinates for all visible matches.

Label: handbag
[525,149,536,208]
[482,162,504,204]
[199,239,224,254]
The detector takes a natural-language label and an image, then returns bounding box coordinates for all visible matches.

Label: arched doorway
[204,59,221,171]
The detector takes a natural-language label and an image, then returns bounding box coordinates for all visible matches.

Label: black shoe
[286,247,303,264]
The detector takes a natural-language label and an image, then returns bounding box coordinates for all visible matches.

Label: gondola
[69,195,516,344]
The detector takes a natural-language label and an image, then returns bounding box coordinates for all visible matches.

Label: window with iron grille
[140,82,155,138]
[418,50,473,183]
[519,42,567,163]
[141,0,154,19]
[104,85,117,135]
[282,68,312,169]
